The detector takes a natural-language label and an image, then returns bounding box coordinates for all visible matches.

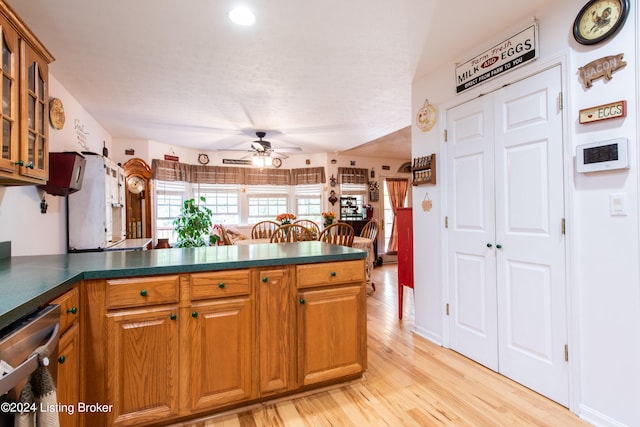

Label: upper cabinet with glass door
[0,2,54,185]
[0,13,18,178]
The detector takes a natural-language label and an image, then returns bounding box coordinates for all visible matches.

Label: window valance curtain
[244,168,291,185]
[291,167,326,185]
[151,159,323,186]
[337,167,368,184]
[152,159,193,182]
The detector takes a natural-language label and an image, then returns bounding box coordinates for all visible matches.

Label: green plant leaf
[173,198,213,248]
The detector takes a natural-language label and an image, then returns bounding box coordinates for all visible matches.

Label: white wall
[0,82,409,256]
[0,76,112,256]
[411,1,640,425]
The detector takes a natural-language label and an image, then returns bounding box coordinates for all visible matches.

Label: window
[195,184,240,225]
[152,162,327,239]
[295,184,322,222]
[246,185,289,223]
[155,180,186,242]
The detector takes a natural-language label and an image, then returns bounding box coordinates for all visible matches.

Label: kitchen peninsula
[0,242,367,426]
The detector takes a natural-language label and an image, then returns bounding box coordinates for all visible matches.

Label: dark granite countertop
[0,242,366,331]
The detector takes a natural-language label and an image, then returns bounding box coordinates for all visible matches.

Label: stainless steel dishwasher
[0,304,60,425]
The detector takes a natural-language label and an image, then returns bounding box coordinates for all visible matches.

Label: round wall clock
[272,157,282,168]
[573,0,629,45]
[197,153,210,165]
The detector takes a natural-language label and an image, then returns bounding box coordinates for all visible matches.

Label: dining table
[234,238,271,245]
[352,236,375,291]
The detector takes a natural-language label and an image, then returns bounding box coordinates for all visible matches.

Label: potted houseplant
[173,197,213,248]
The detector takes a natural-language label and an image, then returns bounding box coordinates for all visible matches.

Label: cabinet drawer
[297,260,365,289]
[50,287,80,334]
[106,275,180,309]
[190,270,250,300]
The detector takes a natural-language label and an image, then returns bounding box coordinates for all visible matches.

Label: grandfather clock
[122,158,152,239]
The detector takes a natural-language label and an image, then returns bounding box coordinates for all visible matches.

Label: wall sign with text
[579,100,626,124]
[455,23,538,94]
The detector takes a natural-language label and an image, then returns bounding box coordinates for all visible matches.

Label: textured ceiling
[10,0,555,159]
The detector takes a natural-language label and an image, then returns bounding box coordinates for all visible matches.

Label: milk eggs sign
[455,24,538,93]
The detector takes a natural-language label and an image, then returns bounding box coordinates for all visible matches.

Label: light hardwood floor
[172,264,588,427]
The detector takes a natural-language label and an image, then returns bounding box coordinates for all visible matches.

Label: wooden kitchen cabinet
[82,258,367,426]
[257,268,295,395]
[296,261,366,386]
[57,323,80,427]
[106,306,180,426]
[50,287,80,427]
[188,297,253,410]
[0,2,53,185]
[188,269,254,411]
[89,275,181,426]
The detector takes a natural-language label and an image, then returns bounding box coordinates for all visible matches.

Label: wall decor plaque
[455,23,538,93]
[416,99,437,132]
[579,100,626,124]
[578,53,626,88]
[49,97,65,129]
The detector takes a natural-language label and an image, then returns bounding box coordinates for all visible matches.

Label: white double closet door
[446,66,568,406]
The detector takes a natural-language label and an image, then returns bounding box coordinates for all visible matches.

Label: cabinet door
[189,297,253,410]
[298,285,365,386]
[257,268,294,395]
[106,306,179,426]
[0,17,19,175]
[20,41,48,181]
[57,323,80,427]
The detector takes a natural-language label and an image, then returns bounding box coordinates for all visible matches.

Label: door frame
[438,53,581,413]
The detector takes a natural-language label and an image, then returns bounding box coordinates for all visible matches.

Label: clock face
[272,157,282,168]
[127,176,146,194]
[198,153,210,165]
[573,0,628,45]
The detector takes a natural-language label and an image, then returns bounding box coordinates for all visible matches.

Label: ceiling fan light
[252,154,263,167]
[229,6,256,26]
[264,156,273,166]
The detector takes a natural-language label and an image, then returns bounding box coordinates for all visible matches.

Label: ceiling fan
[248,131,302,159]
[218,131,302,167]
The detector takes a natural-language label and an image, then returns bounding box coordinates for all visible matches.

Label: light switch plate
[610,193,628,216]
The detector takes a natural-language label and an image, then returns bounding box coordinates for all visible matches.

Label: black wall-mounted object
[38,152,86,196]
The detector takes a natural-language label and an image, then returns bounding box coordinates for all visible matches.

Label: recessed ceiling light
[229,6,256,26]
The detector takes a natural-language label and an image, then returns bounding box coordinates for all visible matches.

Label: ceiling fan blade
[251,141,267,151]
[217,147,252,152]
[272,147,302,152]
[270,152,288,159]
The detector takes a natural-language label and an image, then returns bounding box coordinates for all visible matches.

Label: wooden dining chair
[251,220,280,239]
[270,224,314,243]
[360,219,379,241]
[217,225,233,245]
[359,219,379,291]
[318,222,355,247]
[293,219,320,239]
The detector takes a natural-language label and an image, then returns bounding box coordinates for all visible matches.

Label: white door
[494,67,567,405]
[446,96,498,371]
[447,66,568,405]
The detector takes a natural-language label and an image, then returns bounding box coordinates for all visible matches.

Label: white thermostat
[576,138,629,173]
